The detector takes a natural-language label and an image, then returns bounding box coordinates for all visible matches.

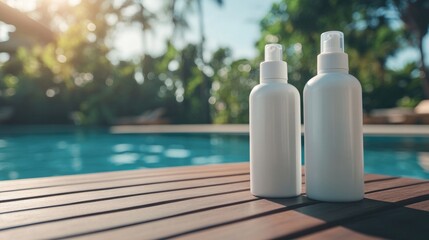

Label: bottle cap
[265,44,282,61]
[317,31,348,73]
[260,44,288,82]
[321,31,344,53]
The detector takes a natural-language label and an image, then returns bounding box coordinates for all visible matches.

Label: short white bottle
[304,31,364,202]
[250,44,301,198]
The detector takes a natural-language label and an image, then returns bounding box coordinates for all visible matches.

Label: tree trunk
[417,34,429,98]
[196,0,211,123]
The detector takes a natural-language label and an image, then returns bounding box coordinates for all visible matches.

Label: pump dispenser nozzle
[317,31,348,73]
[321,31,344,53]
[265,44,283,61]
[260,44,288,82]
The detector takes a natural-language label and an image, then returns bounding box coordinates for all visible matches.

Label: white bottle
[250,44,301,198]
[304,31,364,202]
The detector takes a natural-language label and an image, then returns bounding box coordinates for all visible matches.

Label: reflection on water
[71,157,82,171]
[112,143,134,153]
[164,149,191,158]
[418,152,429,171]
[110,153,140,165]
[0,130,249,180]
[143,155,160,164]
[192,155,223,165]
[363,137,429,179]
[0,129,428,180]
[0,139,8,148]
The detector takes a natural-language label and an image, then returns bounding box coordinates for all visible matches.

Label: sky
[111,0,426,70]
[112,0,276,61]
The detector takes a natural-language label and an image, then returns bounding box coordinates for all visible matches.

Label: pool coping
[110,124,429,136]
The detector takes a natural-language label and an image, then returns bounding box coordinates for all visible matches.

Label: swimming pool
[0,127,428,180]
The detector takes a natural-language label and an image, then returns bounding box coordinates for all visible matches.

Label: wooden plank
[0,175,249,214]
[299,226,382,240]
[0,181,250,230]
[364,177,426,193]
[75,177,422,239]
[406,199,429,211]
[301,200,429,240]
[75,197,315,240]
[338,203,429,240]
[0,190,258,239]
[0,172,389,214]
[0,163,248,192]
[0,173,412,239]
[0,162,426,240]
[0,169,249,202]
[169,181,429,240]
[0,162,385,194]
[177,204,380,240]
[72,176,412,239]
[365,181,429,203]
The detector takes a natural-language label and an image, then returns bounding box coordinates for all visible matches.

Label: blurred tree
[122,0,157,53]
[210,48,258,123]
[257,0,426,112]
[392,0,429,97]
[0,0,171,125]
[0,46,69,124]
[169,0,224,123]
[1,0,427,125]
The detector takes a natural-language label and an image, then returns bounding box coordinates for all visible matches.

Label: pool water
[0,128,428,180]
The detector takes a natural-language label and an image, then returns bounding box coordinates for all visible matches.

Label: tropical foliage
[0,0,428,125]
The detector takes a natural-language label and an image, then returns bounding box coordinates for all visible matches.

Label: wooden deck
[0,163,428,239]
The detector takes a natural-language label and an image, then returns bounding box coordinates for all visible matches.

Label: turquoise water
[0,127,428,180]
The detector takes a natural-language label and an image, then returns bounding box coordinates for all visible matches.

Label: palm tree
[392,0,429,98]
[170,0,224,123]
[121,0,157,55]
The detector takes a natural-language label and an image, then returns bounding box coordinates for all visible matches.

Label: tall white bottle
[304,31,364,202]
[250,44,301,198]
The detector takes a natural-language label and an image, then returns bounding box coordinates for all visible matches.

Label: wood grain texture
[0,191,257,239]
[0,163,427,240]
[303,199,429,240]
[0,169,249,202]
[0,163,248,192]
[0,175,250,214]
[0,181,250,230]
[172,179,429,240]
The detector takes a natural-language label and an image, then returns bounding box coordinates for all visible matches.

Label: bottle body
[250,81,301,198]
[304,72,364,202]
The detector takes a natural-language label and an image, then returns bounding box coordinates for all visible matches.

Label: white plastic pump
[265,44,283,61]
[260,44,288,82]
[321,31,344,53]
[250,43,301,198]
[304,31,364,202]
[317,31,348,72]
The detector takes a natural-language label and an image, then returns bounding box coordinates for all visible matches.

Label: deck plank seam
[1,180,250,214]
[0,173,250,203]
[49,178,422,239]
[160,200,318,239]
[0,189,251,231]
[365,181,429,194]
[0,174,411,230]
[274,194,429,239]
[53,198,264,239]
[150,180,429,239]
[0,167,249,193]
[364,177,399,184]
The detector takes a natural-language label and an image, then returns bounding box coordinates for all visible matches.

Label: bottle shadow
[265,193,429,240]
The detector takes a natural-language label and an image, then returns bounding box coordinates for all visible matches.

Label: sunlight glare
[68,0,80,6]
